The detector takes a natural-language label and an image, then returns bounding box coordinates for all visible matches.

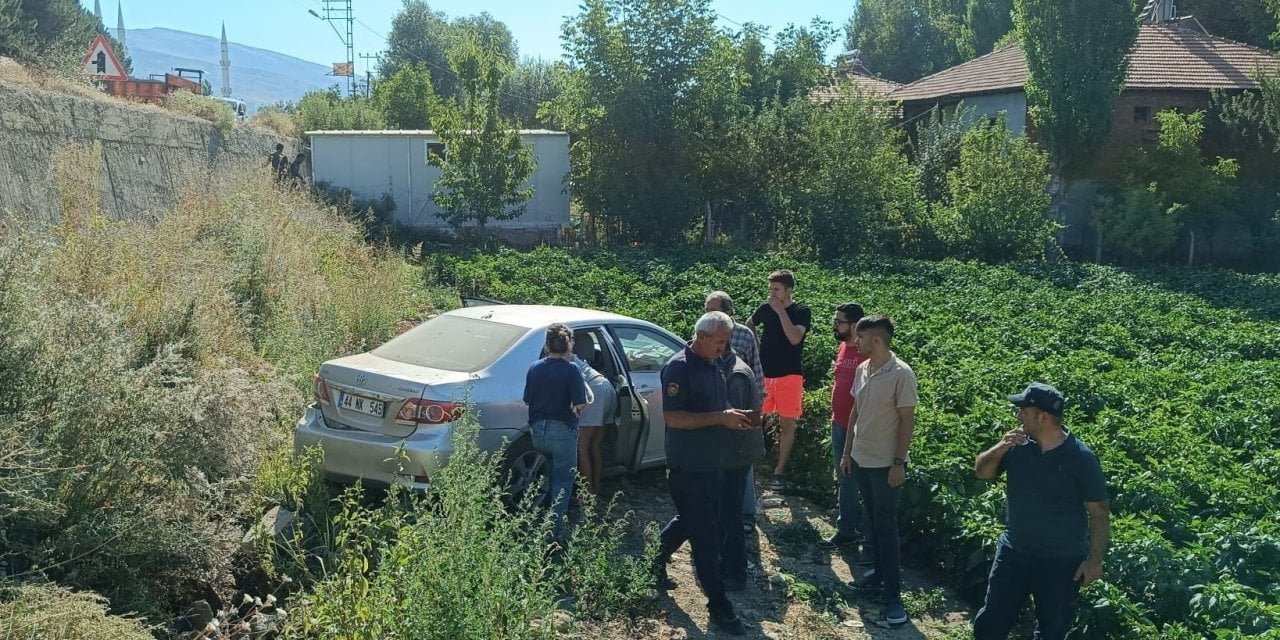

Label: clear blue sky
[81,0,856,73]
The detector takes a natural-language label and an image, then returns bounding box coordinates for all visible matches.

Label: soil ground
[577,466,975,640]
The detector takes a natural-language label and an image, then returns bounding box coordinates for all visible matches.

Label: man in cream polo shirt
[838,314,918,628]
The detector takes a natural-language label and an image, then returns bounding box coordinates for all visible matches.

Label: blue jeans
[659,466,748,617]
[973,542,1084,640]
[831,423,864,536]
[854,463,903,606]
[530,419,578,540]
[742,467,756,520]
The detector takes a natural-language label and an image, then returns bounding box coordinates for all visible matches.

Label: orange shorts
[762,375,804,419]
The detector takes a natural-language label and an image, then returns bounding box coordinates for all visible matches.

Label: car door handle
[636,385,655,394]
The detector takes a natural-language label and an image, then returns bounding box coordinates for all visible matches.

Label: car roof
[444,304,642,329]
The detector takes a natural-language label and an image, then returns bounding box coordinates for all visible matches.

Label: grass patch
[0,583,153,640]
[0,145,424,622]
[166,89,237,136]
[248,105,299,138]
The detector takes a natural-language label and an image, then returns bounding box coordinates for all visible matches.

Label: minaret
[220,22,232,98]
[116,3,126,49]
[94,0,103,21]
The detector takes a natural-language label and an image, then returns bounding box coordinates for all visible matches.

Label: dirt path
[580,467,974,640]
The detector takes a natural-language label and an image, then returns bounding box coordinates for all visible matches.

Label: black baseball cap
[1010,382,1065,417]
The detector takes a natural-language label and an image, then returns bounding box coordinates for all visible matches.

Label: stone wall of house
[1091,89,1212,176]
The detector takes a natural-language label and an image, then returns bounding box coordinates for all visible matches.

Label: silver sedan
[294,304,687,501]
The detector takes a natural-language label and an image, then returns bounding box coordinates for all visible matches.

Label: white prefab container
[306,129,570,232]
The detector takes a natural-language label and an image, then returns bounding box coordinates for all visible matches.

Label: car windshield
[372,315,527,372]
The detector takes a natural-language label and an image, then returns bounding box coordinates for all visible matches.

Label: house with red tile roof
[877,8,1279,258]
[890,19,1279,169]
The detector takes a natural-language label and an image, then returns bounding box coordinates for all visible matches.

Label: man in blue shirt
[657,311,755,636]
[973,383,1110,640]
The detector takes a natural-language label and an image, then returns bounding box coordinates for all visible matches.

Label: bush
[277,412,655,638]
[0,146,425,621]
[784,90,922,258]
[1093,182,1181,264]
[315,180,399,240]
[931,119,1057,261]
[249,104,300,138]
[1097,110,1239,265]
[166,89,236,136]
[296,88,386,133]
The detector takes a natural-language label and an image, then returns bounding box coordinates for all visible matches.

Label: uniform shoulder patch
[667,383,680,397]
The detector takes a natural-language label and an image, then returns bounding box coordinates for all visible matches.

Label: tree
[846,0,964,83]
[380,2,516,103]
[1176,0,1277,49]
[785,90,922,258]
[680,19,839,242]
[844,0,1014,83]
[763,19,837,103]
[547,0,717,242]
[0,0,132,75]
[428,33,536,234]
[500,57,561,128]
[1214,70,1280,264]
[375,62,434,129]
[933,119,1057,262]
[966,0,1015,58]
[380,1,452,87]
[1015,0,1139,172]
[452,12,517,66]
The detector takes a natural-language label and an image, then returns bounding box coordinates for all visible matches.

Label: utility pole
[310,0,355,96]
[359,52,382,98]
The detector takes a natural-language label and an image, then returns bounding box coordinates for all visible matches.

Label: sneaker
[708,611,747,636]
[875,602,909,628]
[849,569,882,592]
[768,474,786,491]
[818,530,860,549]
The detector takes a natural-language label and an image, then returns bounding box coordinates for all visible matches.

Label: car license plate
[339,392,385,418]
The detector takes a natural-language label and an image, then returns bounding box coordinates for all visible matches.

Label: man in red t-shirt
[819,303,873,557]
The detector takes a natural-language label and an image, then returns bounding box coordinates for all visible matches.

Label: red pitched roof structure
[888,23,1280,104]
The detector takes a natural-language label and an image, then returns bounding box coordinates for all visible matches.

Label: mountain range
[122,27,340,114]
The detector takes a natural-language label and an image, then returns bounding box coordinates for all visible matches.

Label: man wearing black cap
[972,383,1110,640]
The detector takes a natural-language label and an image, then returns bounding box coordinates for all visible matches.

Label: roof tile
[884,23,1280,104]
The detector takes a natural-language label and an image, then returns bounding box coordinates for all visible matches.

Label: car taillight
[395,399,465,426]
[313,375,331,406]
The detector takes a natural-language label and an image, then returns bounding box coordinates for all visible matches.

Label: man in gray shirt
[705,291,765,532]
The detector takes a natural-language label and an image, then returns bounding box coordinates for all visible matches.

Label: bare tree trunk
[704,201,713,244]
[1188,229,1196,266]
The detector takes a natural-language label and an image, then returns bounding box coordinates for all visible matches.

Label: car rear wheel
[501,435,550,509]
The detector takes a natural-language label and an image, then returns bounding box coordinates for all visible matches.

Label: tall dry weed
[0,582,153,640]
[0,145,425,622]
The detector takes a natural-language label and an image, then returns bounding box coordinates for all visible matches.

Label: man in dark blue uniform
[973,383,1111,640]
[656,311,755,636]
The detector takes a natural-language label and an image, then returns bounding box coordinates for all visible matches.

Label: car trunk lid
[317,353,472,437]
